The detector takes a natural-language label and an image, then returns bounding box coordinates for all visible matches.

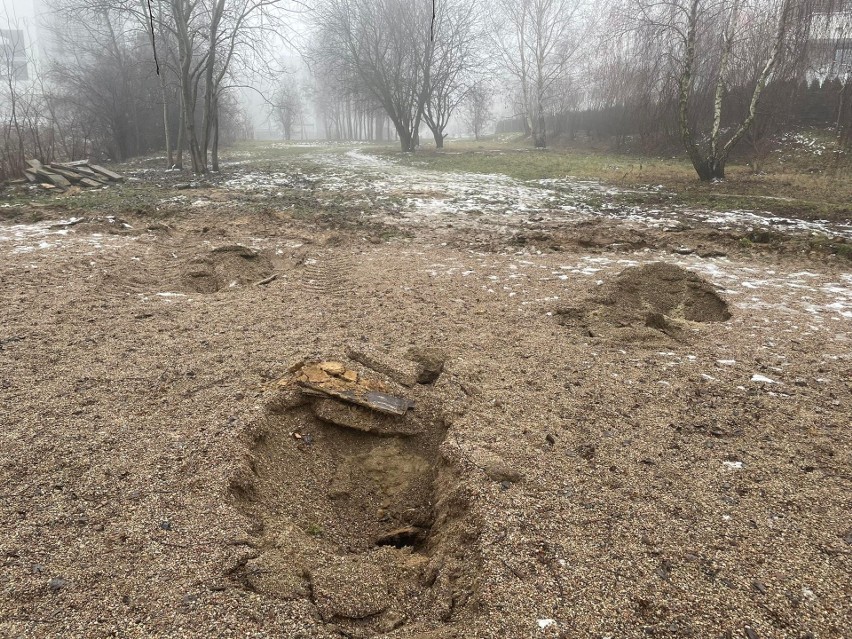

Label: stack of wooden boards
[23,159,124,191]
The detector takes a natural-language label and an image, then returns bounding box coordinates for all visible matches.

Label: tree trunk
[693,157,725,181]
[680,0,791,181]
[183,91,203,173]
[375,112,384,141]
[175,93,185,170]
[534,109,546,148]
[162,83,173,167]
[211,96,220,172]
[200,0,224,173]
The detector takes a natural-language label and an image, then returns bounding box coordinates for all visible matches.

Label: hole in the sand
[230,363,478,633]
[228,358,486,637]
[179,244,275,293]
[244,403,442,553]
[375,525,426,549]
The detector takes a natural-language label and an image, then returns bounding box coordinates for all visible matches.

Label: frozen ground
[219,148,852,239]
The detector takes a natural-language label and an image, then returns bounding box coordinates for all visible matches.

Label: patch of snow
[751,374,776,383]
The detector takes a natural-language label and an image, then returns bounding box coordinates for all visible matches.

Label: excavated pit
[179,244,275,293]
[598,261,731,322]
[229,358,478,636]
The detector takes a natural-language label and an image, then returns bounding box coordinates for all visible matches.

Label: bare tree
[167,0,292,173]
[624,0,813,180]
[462,80,493,139]
[315,0,434,151]
[679,0,799,179]
[1,18,38,179]
[423,0,483,148]
[271,77,303,140]
[490,0,585,148]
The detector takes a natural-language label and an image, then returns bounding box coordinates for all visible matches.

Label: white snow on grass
[275,148,850,240]
[0,219,132,256]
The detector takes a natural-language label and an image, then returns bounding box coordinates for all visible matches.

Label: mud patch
[230,359,479,635]
[556,261,731,343]
[180,244,274,293]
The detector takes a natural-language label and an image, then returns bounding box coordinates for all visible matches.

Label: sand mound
[556,262,730,342]
[180,244,274,293]
[597,262,731,323]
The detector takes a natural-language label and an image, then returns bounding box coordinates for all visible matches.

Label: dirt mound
[180,244,274,293]
[599,262,731,323]
[556,262,730,343]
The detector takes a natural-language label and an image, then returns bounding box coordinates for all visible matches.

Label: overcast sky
[4,0,38,21]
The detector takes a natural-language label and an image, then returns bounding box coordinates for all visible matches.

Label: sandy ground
[1,147,850,638]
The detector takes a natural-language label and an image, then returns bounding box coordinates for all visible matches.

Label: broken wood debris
[19,159,124,192]
[254,273,278,286]
[276,360,415,417]
[346,346,422,387]
[312,398,423,436]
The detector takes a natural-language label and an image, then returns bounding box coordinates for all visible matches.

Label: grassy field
[373,132,852,223]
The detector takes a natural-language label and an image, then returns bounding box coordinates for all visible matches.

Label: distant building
[809,0,852,81]
[0,28,28,80]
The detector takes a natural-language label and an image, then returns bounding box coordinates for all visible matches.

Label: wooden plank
[89,164,124,181]
[35,169,71,187]
[346,346,420,387]
[53,160,91,168]
[48,166,82,182]
[26,159,42,170]
[79,178,104,188]
[297,381,414,416]
[23,170,38,183]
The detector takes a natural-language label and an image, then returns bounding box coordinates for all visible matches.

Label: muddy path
[283,148,852,241]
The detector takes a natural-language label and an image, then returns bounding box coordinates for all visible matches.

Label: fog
[1,0,850,177]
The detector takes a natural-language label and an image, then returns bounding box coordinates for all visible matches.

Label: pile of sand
[556,262,731,341]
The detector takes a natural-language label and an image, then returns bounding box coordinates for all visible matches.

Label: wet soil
[0,159,850,638]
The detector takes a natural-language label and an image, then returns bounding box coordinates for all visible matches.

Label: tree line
[2,0,851,181]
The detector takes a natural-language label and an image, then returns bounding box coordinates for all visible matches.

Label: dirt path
[1,146,850,638]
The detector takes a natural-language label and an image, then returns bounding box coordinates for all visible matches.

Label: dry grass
[375,132,852,223]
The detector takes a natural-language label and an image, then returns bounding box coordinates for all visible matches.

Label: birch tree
[678,0,798,179]
[629,0,809,180]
